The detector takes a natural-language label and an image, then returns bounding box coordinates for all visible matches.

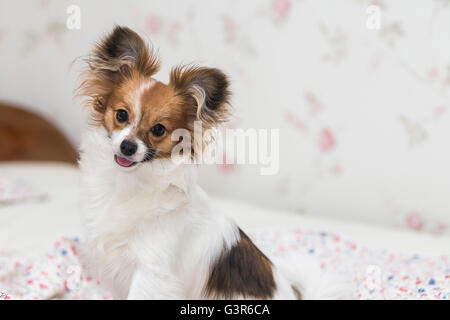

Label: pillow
[0,174,46,205]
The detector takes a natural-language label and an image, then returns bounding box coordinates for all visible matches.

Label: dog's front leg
[127,265,184,300]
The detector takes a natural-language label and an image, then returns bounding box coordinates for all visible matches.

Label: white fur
[79,125,351,300]
[110,78,156,164]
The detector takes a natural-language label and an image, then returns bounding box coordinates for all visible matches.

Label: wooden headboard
[0,102,78,164]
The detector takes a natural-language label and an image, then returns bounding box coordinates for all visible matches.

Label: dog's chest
[85,215,181,298]
[83,188,187,294]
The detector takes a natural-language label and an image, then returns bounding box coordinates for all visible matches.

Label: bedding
[0,173,46,204]
[0,162,449,299]
[1,231,449,300]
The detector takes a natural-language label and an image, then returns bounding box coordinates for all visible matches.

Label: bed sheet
[0,162,449,300]
[1,162,449,257]
[1,230,449,300]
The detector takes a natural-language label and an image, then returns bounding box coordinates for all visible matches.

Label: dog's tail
[275,254,354,300]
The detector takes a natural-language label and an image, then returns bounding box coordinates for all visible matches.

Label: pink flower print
[434,105,447,120]
[145,14,162,35]
[217,154,237,174]
[427,67,439,82]
[330,163,343,175]
[317,129,336,152]
[222,15,237,42]
[304,91,325,116]
[284,112,309,134]
[406,211,423,231]
[168,23,181,45]
[431,222,447,234]
[39,0,51,9]
[273,0,292,20]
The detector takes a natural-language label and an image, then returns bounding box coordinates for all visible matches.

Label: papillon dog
[78,26,349,299]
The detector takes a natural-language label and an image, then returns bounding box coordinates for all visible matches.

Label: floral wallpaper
[1,0,450,235]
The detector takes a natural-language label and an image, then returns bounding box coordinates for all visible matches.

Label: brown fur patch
[102,73,143,132]
[169,65,231,129]
[205,229,277,299]
[292,285,302,299]
[137,81,189,159]
[78,26,160,124]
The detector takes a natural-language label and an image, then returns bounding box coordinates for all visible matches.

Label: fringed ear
[78,25,160,118]
[169,65,231,129]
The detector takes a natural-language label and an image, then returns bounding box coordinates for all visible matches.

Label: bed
[0,161,449,255]
[0,104,449,300]
[1,161,449,300]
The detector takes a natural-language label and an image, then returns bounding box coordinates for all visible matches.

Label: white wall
[1,0,450,235]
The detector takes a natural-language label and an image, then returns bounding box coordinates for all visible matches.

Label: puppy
[78,26,348,299]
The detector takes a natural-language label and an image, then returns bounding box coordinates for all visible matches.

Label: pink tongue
[116,156,134,167]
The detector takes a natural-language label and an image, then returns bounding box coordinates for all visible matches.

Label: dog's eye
[150,124,166,137]
[116,109,128,123]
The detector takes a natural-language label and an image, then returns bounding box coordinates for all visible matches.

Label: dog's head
[79,26,230,169]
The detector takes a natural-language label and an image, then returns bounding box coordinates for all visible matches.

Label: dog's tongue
[116,156,134,167]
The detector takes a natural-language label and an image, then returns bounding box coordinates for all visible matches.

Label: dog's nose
[120,140,137,156]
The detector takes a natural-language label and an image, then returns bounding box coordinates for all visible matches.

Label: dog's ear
[169,65,231,129]
[92,25,159,78]
[79,25,159,116]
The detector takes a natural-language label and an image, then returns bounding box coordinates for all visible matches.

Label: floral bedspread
[0,230,449,300]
